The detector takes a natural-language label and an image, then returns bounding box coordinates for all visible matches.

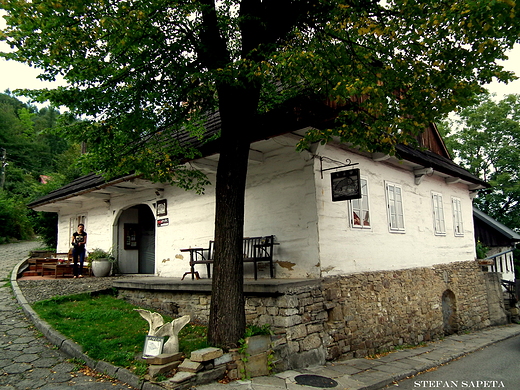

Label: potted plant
[88,248,116,277]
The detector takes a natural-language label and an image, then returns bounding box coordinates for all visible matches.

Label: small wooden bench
[41,263,74,278]
[181,235,277,280]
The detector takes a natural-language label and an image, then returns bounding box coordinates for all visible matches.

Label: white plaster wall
[154,177,217,277]
[56,199,113,255]
[57,190,159,266]
[156,139,320,279]
[315,144,477,276]
[53,136,478,280]
[243,142,320,279]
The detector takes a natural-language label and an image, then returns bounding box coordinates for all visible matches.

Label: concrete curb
[11,258,164,390]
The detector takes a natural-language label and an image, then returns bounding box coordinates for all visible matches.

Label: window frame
[349,177,371,229]
[451,197,464,237]
[385,181,405,233]
[431,192,446,236]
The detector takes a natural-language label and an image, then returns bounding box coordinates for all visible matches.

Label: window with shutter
[385,182,405,232]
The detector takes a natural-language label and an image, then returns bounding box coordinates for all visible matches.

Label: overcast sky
[1,8,519,105]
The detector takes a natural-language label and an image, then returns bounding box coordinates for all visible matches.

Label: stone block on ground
[195,365,227,384]
[214,352,233,366]
[168,371,196,384]
[148,361,181,377]
[177,359,203,373]
[245,335,271,355]
[142,352,183,365]
[190,347,223,362]
[236,351,269,378]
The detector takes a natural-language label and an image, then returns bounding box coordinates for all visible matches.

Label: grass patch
[32,292,209,370]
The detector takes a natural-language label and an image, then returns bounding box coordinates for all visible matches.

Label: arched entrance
[117,204,156,274]
[442,290,458,335]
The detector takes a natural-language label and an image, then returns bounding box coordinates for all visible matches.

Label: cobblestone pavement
[0,241,137,390]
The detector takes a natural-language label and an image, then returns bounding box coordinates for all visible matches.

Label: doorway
[117,204,156,274]
[442,290,458,335]
[138,205,155,274]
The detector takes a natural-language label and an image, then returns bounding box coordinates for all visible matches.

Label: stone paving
[0,241,137,390]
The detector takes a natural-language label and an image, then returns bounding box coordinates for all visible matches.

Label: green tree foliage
[0,191,32,243]
[2,0,520,347]
[0,92,80,245]
[441,94,520,230]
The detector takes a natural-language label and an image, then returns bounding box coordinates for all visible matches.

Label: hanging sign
[331,169,361,201]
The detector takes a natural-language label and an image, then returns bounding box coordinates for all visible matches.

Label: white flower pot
[91,259,112,277]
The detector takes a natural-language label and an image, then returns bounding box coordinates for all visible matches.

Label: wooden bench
[41,263,74,278]
[181,235,277,280]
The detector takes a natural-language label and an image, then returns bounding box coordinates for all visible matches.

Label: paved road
[392,334,520,389]
[0,241,136,390]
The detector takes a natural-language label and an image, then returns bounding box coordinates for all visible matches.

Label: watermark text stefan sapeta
[413,380,505,388]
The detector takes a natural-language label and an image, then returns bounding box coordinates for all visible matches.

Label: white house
[29,125,485,279]
[29,121,506,368]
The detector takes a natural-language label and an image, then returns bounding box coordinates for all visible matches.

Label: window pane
[351,179,369,228]
[362,210,370,226]
[432,193,445,234]
[387,183,404,231]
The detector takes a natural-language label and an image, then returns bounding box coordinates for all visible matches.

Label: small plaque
[157,218,169,227]
[143,335,165,358]
[331,169,361,201]
[157,199,167,216]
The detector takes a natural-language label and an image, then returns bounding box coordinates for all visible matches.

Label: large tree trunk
[207,84,260,348]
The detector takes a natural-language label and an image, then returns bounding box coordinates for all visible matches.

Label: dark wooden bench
[181,235,277,280]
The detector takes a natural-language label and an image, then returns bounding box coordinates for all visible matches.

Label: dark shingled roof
[28,98,488,209]
[27,173,135,208]
[473,207,520,242]
[395,144,489,189]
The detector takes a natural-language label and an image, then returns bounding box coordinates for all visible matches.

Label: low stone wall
[117,260,496,371]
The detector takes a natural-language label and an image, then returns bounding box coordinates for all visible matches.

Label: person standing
[71,224,87,278]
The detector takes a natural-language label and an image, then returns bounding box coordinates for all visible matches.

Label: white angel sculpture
[135,309,191,354]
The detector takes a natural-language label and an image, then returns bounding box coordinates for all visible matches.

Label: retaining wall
[117,261,499,371]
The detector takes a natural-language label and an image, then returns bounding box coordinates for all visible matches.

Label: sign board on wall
[331,169,361,201]
[157,218,169,227]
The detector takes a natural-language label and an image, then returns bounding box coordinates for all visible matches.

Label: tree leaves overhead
[2,0,519,180]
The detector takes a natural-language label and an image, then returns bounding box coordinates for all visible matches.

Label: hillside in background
[0,91,81,246]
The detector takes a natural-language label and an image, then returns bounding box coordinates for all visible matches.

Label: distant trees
[441,94,520,230]
[0,92,80,245]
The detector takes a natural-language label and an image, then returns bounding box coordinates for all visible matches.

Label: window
[385,182,405,232]
[431,192,446,235]
[70,215,87,240]
[350,178,370,228]
[452,197,464,236]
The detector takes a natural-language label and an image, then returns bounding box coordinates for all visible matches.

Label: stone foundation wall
[320,261,491,360]
[117,261,494,371]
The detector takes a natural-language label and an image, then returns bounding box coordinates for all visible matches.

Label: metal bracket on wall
[319,156,359,179]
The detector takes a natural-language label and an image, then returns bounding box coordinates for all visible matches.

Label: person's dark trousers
[72,247,85,276]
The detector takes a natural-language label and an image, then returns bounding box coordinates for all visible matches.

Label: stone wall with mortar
[117,261,495,371]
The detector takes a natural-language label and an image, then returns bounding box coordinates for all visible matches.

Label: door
[138,205,155,274]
